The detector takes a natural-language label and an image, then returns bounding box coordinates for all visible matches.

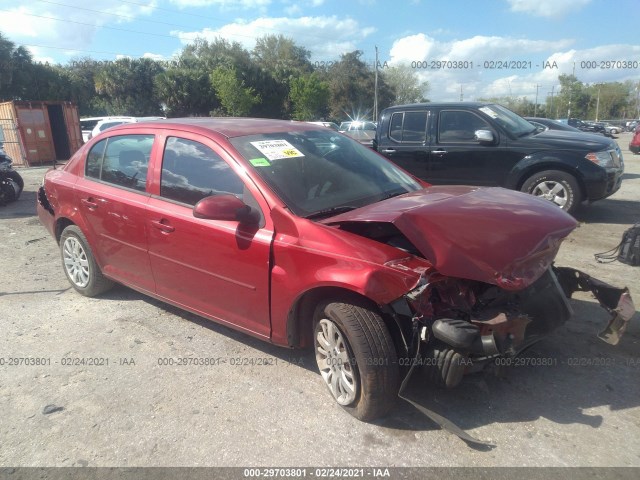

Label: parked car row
[37,116,634,424]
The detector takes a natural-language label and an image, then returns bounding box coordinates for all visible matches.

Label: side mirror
[474,129,495,144]
[193,194,260,224]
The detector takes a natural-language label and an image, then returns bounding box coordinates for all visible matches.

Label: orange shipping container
[0,101,83,167]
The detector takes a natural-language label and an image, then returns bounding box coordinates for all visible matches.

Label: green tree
[155,62,217,117]
[554,74,589,118]
[383,65,429,105]
[289,73,329,120]
[94,58,164,115]
[210,66,261,117]
[322,51,393,121]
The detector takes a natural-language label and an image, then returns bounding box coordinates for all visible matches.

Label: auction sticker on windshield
[250,140,304,160]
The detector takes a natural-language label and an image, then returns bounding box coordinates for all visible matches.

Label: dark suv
[374,102,624,213]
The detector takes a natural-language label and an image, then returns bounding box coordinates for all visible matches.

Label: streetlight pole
[595,84,601,121]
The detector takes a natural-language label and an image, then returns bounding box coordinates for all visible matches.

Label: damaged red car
[37,118,634,422]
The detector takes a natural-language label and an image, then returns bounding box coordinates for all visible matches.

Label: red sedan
[37,118,633,422]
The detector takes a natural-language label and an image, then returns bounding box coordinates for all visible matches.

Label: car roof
[111,117,319,138]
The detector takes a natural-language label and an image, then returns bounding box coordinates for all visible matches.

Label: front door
[146,134,273,338]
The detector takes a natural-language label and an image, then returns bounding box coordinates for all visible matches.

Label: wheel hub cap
[63,237,90,288]
[315,318,357,405]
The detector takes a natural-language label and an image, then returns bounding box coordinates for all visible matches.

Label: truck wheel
[313,299,399,421]
[521,170,582,213]
[60,225,114,297]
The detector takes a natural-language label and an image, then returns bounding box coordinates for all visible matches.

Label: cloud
[385,34,639,101]
[169,0,270,8]
[171,16,375,60]
[505,0,592,18]
[0,1,157,61]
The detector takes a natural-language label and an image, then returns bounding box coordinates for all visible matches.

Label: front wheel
[521,170,582,213]
[313,299,399,421]
[60,225,114,297]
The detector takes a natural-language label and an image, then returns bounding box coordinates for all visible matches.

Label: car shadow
[574,198,640,224]
[99,285,640,448]
[378,297,640,445]
[0,189,37,219]
[99,284,319,373]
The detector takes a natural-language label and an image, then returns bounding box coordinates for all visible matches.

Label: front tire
[521,170,582,213]
[313,299,399,421]
[60,225,114,297]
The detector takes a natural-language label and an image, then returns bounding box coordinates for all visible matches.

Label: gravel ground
[1,132,639,468]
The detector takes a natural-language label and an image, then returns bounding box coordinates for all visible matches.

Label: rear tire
[313,298,399,421]
[521,170,582,213]
[60,225,114,297]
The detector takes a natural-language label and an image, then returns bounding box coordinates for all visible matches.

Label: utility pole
[459,84,463,101]
[534,84,539,117]
[595,84,601,121]
[373,46,379,122]
[568,62,576,118]
[549,85,555,117]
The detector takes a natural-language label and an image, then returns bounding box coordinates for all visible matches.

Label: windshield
[478,104,537,137]
[230,130,421,218]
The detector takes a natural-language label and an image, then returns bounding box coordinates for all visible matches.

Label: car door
[146,133,273,338]
[75,133,156,293]
[427,109,508,185]
[377,110,430,179]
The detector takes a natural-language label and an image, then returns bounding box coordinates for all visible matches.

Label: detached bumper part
[553,266,636,345]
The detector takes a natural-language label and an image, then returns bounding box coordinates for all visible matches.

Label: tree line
[2,31,637,122]
[479,74,640,121]
[0,32,429,122]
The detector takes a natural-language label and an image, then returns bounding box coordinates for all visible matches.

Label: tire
[7,170,23,198]
[313,299,399,421]
[60,225,114,297]
[0,177,20,206]
[521,170,582,213]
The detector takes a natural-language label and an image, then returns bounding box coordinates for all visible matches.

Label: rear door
[75,133,156,293]
[145,133,273,338]
[377,109,430,179]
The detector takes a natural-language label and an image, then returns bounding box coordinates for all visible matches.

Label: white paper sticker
[250,140,304,161]
[478,107,498,119]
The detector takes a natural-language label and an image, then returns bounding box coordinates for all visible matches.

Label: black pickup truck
[373,102,624,213]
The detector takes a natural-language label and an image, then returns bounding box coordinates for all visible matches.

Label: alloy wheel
[62,236,91,288]
[315,318,357,405]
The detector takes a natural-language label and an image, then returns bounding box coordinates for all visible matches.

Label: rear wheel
[313,299,399,421]
[521,170,582,213]
[60,225,114,297]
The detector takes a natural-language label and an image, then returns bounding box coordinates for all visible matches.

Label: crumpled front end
[391,265,635,388]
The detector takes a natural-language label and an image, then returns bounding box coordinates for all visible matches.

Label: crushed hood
[324,186,578,290]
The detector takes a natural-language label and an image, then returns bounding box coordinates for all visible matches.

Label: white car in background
[80,116,165,142]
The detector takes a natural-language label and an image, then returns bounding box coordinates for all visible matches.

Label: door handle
[382,149,396,153]
[432,150,448,155]
[151,219,175,233]
[81,198,98,209]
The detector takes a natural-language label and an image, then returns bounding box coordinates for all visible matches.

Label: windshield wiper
[380,190,407,201]
[305,205,359,220]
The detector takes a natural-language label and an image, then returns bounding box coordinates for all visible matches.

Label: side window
[402,111,428,142]
[389,113,403,142]
[85,139,107,179]
[85,134,153,191]
[438,111,491,142]
[160,137,244,206]
[388,111,427,142]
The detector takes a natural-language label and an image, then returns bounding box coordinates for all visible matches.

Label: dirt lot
[1,133,639,468]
